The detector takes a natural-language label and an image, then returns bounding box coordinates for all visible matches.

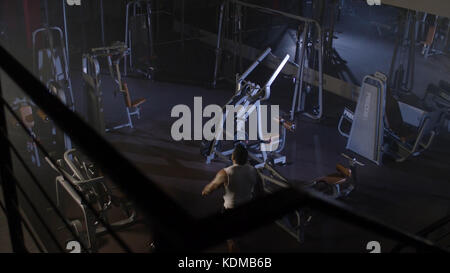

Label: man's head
[232,144,248,165]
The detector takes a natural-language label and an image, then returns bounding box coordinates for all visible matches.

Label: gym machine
[82,42,147,133]
[201,48,294,169]
[276,153,364,243]
[424,80,450,131]
[312,153,364,199]
[32,26,74,110]
[202,47,320,242]
[46,149,137,252]
[10,97,42,167]
[205,43,363,242]
[318,0,359,87]
[257,153,364,243]
[255,152,364,244]
[338,73,387,165]
[421,15,450,58]
[124,0,156,79]
[290,20,324,121]
[338,72,445,164]
[258,168,310,244]
[32,26,75,152]
[305,0,339,61]
[212,0,324,121]
[389,10,417,96]
[424,80,450,115]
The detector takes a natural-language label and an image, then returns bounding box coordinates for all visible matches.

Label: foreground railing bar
[2,165,65,252]
[392,214,450,252]
[0,128,90,252]
[0,197,45,253]
[0,73,27,252]
[190,187,447,253]
[0,45,193,249]
[0,98,132,253]
[417,215,450,238]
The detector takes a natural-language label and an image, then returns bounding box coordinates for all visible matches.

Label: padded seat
[317,173,346,185]
[131,98,146,108]
[316,164,351,185]
[122,83,146,109]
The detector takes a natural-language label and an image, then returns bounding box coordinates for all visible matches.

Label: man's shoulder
[218,168,227,176]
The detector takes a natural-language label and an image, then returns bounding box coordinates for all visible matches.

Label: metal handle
[341,153,365,166]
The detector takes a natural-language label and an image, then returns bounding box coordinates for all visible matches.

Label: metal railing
[0,42,447,253]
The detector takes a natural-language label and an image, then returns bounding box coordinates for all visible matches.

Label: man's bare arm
[202,169,227,196]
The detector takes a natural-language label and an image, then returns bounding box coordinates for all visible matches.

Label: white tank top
[223,164,259,209]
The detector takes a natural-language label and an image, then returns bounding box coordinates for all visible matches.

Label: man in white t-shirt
[202,144,264,252]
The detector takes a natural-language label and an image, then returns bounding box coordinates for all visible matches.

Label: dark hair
[232,144,248,165]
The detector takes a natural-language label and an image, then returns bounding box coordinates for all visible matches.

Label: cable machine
[389,10,417,96]
[212,0,324,121]
[124,0,156,78]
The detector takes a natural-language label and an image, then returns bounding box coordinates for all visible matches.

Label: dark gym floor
[4,6,448,253]
[91,78,449,253]
[54,10,450,253]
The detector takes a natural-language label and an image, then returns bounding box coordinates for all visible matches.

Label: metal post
[406,11,416,92]
[212,1,226,88]
[156,0,160,44]
[388,12,404,88]
[291,23,307,120]
[0,74,27,253]
[237,4,243,74]
[232,3,238,76]
[100,0,105,46]
[181,0,185,48]
[124,2,130,76]
[314,32,324,120]
[326,0,337,57]
[445,21,450,52]
[146,2,154,59]
[62,0,70,68]
[43,0,50,27]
